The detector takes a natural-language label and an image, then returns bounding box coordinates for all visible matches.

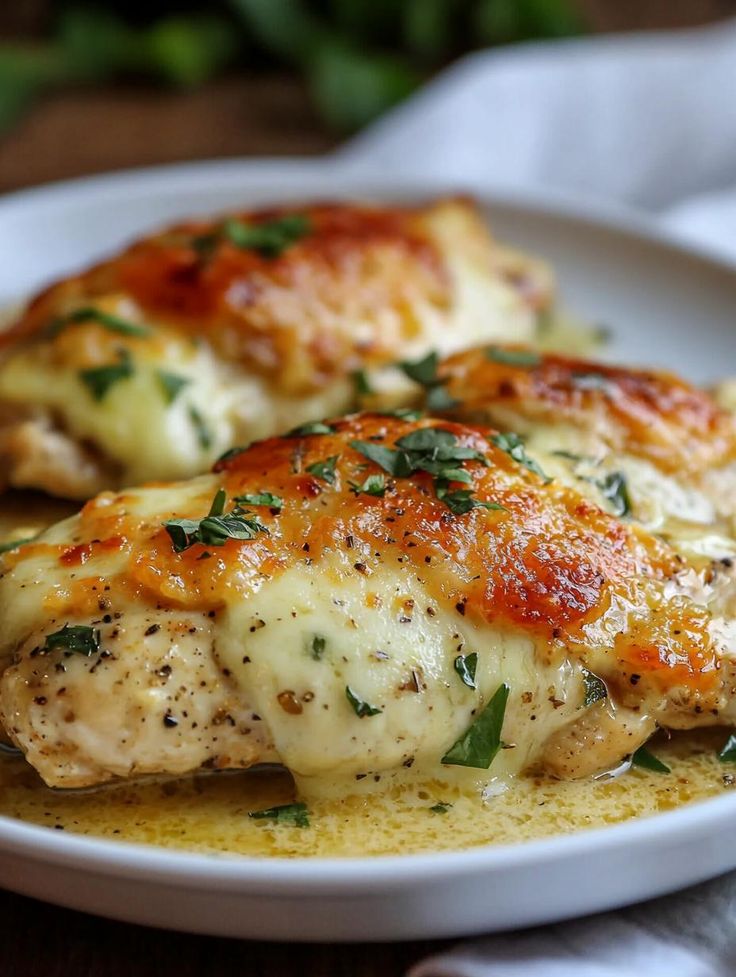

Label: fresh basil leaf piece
[631,746,670,774]
[349,473,386,497]
[248,802,310,827]
[717,733,736,763]
[352,369,374,397]
[157,370,191,405]
[597,471,631,518]
[346,685,382,718]
[223,214,311,258]
[491,432,550,482]
[235,492,283,510]
[453,653,478,689]
[310,635,327,661]
[188,406,212,451]
[163,490,269,552]
[79,350,134,401]
[441,683,509,769]
[49,306,150,339]
[306,455,339,485]
[43,624,101,657]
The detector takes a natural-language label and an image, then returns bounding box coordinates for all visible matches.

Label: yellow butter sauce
[0,730,732,857]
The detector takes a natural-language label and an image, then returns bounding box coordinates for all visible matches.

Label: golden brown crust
[439,346,736,475]
[8,412,717,710]
[4,199,535,397]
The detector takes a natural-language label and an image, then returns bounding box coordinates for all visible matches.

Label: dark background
[2,2,735,975]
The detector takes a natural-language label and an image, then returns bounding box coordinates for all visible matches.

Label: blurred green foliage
[0,0,584,136]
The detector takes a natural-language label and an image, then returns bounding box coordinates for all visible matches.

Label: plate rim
[1,157,736,894]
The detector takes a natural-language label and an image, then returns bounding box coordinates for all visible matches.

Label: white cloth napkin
[339,16,736,977]
[341,17,736,263]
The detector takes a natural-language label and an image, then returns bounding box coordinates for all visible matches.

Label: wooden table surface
[3,4,736,975]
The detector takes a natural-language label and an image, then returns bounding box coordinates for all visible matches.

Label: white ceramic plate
[1,161,736,942]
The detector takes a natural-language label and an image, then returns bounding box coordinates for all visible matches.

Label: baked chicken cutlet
[0,413,733,794]
[0,198,552,499]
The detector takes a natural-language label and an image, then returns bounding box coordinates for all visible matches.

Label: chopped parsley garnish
[43,624,100,657]
[485,346,541,368]
[352,369,374,397]
[631,746,670,774]
[188,406,212,451]
[235,492,283,511]
[349,473,386,497]
[306,455,339,485]
[222,214,311,258]
[310,635,327,660]
[399,351,457,411]
[441,682,509,769]
[156,370,191,405]
[47,306,150,339]
[346,685,382,718]
[287,421,335,437]
[163,489,269,553]
[435,486,506,516]
[0,536,35,555]
[551,450,591,463]
[490,432,550,482]
[596,471,631,518]
[429,802,453,814]
[582,668,607,707]
[453,653,478,690]
[350,427,502,516]
[717,733,736,763]
[79,350,134,401]
[248,802,310,827]
[378,407,424,421]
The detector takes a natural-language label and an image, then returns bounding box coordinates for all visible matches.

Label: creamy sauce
[0,730,730,857]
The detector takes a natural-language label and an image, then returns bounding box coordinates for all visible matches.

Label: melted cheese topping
[0,414,729,795]
[0,199,553,496]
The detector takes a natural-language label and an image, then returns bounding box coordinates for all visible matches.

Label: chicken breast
[433,345,736,566]
[0,413,732,795]
[0,198,552,499]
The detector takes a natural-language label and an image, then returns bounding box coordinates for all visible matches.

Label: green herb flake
[311,635,327,660]
[485,346,542,367]
[352,369,374,397]
[349,440,411,477]
[163,490,269,553]
[429,802,453,815]
[582,668,607,707]
[223,214,311,258]
[436,487,506,516]
[79,350,134,401]
[306,455,339,485]
[453,653,478,689]
[399,351,456,411]
[0,536,36,555]
[287,421,335,437]
[490,432,550,482]
[717,733,736,763]
[189,406,212,451]
[399,350,440,387]
[248,802,310,828]
[216,446,248,464]
[48,306,150,339]
[349,473,386,497]
[234,492,283,511]
[156,370,191,405]
[597,471,631,518]
[43,624,100,657]
[631,746,670,774]
[441,683,509,769]
[346,685,382,718]
[378,407,424,421]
